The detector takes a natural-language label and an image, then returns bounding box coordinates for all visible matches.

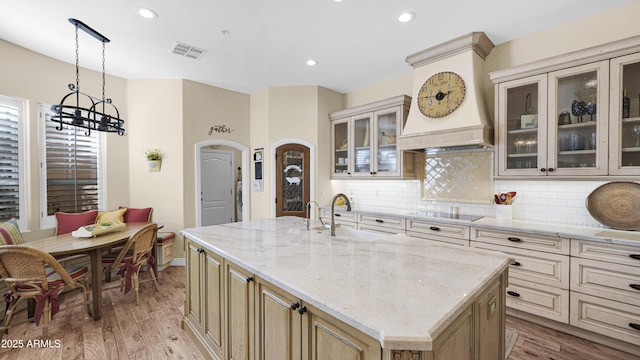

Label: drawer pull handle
[511,261,521,267]
[630,284,640,291]
[334,213,341,217]
[375,219,384,223]
[630,254,640,260]
[507,290,520,297]
[429,226,441,231]
[630,323,640,331]
[507,237,522,242]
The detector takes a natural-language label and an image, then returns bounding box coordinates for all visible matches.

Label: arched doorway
[195,140,250,226]
[275,143,310,218]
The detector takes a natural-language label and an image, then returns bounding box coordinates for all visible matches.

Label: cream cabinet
[491,35,640,177]
[570,240,640,345]
[319,208,358,229]
[471,228,570,323]
[227,261,255,360]
[406,219,470,246]
[183,240,226,360]
[357,213,405,235]
[330,95,414,179]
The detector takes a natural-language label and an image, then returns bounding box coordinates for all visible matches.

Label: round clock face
[417,71,466,118]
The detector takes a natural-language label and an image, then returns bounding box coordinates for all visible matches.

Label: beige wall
[0,38,129,241]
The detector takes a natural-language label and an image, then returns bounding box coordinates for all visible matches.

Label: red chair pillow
[119,206,153,223]
[55,210,99,235]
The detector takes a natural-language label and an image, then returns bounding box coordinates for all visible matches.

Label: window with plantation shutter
[0,95,26,230]
[40,104,103,228]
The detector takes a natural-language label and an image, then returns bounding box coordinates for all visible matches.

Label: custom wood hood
[398,32,495,151]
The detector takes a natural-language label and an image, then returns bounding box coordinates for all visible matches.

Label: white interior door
[201,149,234,226]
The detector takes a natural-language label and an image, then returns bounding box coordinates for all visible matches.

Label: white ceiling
[0,1,635,95]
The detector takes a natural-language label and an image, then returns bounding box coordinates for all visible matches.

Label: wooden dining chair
[0,245,91,339]
[101,223,159,305]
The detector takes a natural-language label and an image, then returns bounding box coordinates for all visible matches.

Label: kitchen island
[181,216,512,360]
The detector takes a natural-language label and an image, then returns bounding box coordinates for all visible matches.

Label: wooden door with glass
[275,144,310,218]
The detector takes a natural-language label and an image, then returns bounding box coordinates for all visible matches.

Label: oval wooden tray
[586,182,640,230]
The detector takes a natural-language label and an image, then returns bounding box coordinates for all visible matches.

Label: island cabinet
[227,261,255,360]
[470,228,570,323]
[183,241,226,360]
[255,277,380,360]
[329,95,415,179]
[491,34,640,177]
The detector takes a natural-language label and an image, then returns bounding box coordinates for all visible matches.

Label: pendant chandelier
[50,18,125,136]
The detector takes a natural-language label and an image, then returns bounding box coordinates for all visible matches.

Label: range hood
[398,32,495,152]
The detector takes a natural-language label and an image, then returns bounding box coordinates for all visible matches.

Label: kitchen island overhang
[181,216,512,357]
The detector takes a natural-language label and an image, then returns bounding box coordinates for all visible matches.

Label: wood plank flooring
[0,265,637,359]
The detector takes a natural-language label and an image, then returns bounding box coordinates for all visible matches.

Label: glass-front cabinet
[330,95,414,179]
[495,61,610,176]
[610,52,640,175]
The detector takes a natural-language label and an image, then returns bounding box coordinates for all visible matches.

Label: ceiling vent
[170,41,207,60]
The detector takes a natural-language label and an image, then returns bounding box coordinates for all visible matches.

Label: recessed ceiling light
[306,59,318,66]
[137,7,158,19]
[398,11,415,23]
[334,0,344,2]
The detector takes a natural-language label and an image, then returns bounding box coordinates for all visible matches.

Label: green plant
[145,148,162,161]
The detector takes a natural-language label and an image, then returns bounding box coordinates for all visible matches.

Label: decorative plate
[586,181,640,230]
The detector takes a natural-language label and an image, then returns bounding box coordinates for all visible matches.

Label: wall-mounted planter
[148,160,162,172]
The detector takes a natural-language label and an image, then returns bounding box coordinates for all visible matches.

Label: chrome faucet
[305,200,322,230]
[330,193,352,236]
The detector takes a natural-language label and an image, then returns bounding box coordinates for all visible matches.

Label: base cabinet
[227,261,255,360]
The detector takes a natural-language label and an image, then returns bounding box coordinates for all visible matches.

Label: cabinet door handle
[548,168,554,172]
[429,226,440,231]
[507,290,520,297]
[629,323,640,331]
[375,219,384,223]
[290,302,300,310]
[630,284,640,291]
[298,305,307,315]
[540,168,546,172]
[197,248,205,254]
[630,254,640,261]
[507,237,522,242]
[246,276,254,283]
[511,261,521,267]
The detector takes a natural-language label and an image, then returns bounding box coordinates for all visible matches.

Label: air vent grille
[170,42,207,60]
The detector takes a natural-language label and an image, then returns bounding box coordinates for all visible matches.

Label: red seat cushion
[55,210,99,235]
[119,206,153,223]
[16,265,88,290]
[101,251,134,265]
[157,232,175,244]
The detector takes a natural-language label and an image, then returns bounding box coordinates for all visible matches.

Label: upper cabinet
[330,95,415,179]
[491,35,640,178]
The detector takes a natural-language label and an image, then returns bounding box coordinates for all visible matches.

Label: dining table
[24,222,152,321]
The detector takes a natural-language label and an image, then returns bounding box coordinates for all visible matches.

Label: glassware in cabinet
[352,113,373,176]
[331,119,351,177]
[610,52,640,174]
[547,61,608,175]
[375,107,399,175]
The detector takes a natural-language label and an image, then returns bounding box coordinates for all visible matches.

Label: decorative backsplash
[422,150,493,204]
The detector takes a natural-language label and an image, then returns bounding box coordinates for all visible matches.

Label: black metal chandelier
[50,18,125,136]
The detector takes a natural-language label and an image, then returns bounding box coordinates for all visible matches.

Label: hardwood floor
[0,265,637,359]
[506,316,639,360]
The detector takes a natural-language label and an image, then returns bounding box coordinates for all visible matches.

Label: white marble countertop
[321,205,640,247]
[181,216,511,351]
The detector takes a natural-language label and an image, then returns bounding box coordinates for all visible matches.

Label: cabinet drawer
[357,223,404,236]
[320,208,358,223]
[571,239,640,267]
[407,231,469,246]
[471,228,570,254]
[358,214,405,230]
[571,258,640,306]
[406,220,469,240]
[506,278,569,323]
[570,292,640,345]
[471,242,569,289]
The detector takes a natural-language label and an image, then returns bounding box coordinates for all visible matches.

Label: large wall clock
[417,71,466,118]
